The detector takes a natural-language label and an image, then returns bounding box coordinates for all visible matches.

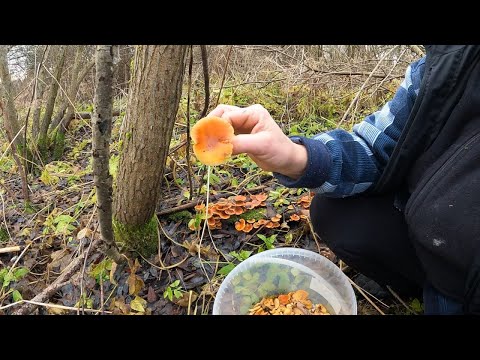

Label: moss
[52,131,65,161]
[167,210,192,223]
[226,208,267,224]
[113,215,158,257]
[0,227,8,244]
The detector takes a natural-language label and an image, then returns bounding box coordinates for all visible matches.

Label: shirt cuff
[273,136,332,188]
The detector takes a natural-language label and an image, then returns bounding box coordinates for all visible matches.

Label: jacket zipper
[406,131,480,217]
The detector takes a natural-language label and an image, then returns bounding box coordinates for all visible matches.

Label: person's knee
[309,194,349,252]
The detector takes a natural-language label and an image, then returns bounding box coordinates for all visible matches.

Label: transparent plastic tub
[212,248,357,315]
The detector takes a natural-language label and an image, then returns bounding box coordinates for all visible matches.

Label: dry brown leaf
[76,227,92,240]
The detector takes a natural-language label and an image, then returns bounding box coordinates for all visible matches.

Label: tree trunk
[113,45,187,256]
[31,46,50,141]
[0,45,24,150]
[38,46,66,156]
[49,47,94,160]
[92,45,124,264]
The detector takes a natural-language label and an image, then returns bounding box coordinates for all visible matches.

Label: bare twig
[1,299,112,314]
[348,278,386,315]
[199,45,210,118]
[386,285,419,315]
[337,46,399,129]
[3,126,29,203]
[214,45,233,108]
[0,246,20,254]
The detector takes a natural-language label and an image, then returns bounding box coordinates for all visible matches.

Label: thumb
[232,133,269,156]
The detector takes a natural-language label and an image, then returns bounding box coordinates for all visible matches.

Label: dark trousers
[310,193,463,314]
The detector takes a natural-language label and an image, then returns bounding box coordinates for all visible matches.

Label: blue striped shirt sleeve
[275,57,425,197]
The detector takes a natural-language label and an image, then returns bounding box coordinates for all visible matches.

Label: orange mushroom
[243,223,253,233]
[235,219,246,231]
[191,116,235,166]
[289,214,300,222]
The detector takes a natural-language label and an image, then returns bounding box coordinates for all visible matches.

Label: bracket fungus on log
[191,116,235,166]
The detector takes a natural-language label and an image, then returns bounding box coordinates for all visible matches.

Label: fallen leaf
[113,298,130,314]
[147,286,157,303]
[130,296,147,313]
[127,273,145,296]
[47,306,66,315]
[77,227,92,240]
[174,291,198,307]
[109,261,118,285]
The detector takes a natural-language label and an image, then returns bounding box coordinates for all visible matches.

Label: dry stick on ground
[199,45,210,119]
[91,45,124,264]
[0,246,20,254]
[185,45,194,201]
[348,278,386,315]
[1,299,112,314]
[337,46,399,129]
[12,238,101,315]
[386,285,419,315]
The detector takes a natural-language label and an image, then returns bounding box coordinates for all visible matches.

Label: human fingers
[207,104,242,118]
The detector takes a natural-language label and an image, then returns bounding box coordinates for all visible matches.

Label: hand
[208,104,308,180]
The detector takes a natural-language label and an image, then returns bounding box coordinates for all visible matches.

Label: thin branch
[337,46,399,129]
[214,45,233,108]
[199,45,210,118]
[348,278,386,315]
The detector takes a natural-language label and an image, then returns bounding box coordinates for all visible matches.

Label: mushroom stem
[199,165,211,244]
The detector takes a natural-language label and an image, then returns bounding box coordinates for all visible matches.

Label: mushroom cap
[191,116,235,166]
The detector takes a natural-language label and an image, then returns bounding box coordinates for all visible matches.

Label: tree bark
[113,45,187,256]
[0,46,24,150]
[31,45,50,141]
[92,45,124,264]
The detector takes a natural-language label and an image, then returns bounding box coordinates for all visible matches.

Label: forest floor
[0,80,424,315]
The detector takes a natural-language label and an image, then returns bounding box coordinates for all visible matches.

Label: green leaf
[218,263,235,276]
[3,272,14,288]
[13,267,29,280]
[168,287,173,301]
[0,268,8,283]
[239,250,252,261]
[257,234,267,242]
[171,280,180,288]
[130,296,146,313]
[173,289,183,299]
[12,290,22,302]
[410,298,424,313]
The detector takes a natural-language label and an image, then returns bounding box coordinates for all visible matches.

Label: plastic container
[212,248,357,315]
